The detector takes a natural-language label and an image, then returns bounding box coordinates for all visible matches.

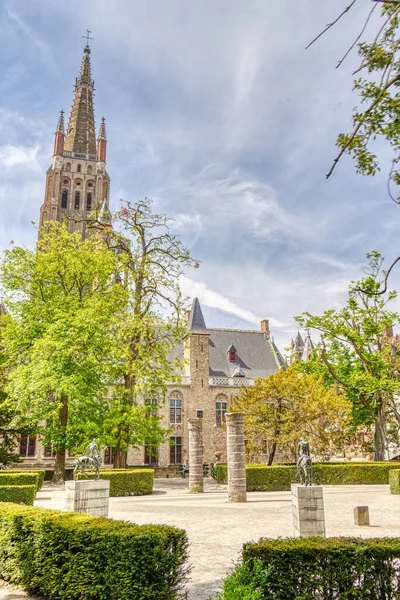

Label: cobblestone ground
[1,479,400,599]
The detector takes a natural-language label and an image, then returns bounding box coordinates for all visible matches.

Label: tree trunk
[113,423,128,469]
[374,402,386,461]
[52,394,68,484]
[267,442,277,466]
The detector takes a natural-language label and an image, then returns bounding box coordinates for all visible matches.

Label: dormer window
[229,350,236,363]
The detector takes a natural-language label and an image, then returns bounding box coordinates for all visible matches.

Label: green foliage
[4,470,46,490]
[0,502,189,599]
[0,486,36,505]
[389,469,400,494]
[76,469,154,496]
[0,473,39,491]
[214,463,400,491]
[296,252,400,461]
[231,366,352,463]
[221,537,400,599]
[215,561,269,600]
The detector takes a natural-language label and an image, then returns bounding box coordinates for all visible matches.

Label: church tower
[39,39,110,238]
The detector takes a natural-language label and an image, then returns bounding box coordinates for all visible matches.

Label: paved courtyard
[1,479,400,599]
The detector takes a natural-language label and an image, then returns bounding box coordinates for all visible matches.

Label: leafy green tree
[309,3,400,202]
[88,199,199,468]
[230,365,352,464]
[0,222,126,482]
[296,251,400,460]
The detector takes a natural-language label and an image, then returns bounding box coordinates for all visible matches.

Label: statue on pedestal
[73,438,102,480]
[297,437,312,486]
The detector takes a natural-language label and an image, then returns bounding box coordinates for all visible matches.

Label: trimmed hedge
[0,485,36,505]
[0,472,39,492]
[0,502,189,599]
[76,469,154,496]
[390,469,400,494]
[219,537,400,599]
[3,470,45,490]
[214,462,400,491]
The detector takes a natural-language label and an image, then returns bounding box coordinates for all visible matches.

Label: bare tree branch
[336,4,378,69]
[305,0,358,50]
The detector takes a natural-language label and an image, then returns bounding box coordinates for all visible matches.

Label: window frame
[216,401,227,426]
[170,436,182,465]
[74,191,80,209]
[19,435,36,458]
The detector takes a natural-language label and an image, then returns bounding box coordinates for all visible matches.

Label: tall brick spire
[53,110,65,156]
[64,43,96,156]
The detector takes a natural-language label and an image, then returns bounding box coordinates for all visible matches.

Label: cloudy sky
[1,0,399,353]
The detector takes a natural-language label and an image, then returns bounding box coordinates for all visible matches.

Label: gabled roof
[226,344,237,353]
[232,366,245,377]
[301,332,315,362]
[188,297,207,334]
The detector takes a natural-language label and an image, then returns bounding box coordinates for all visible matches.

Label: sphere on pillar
[225,412,247,503]
[188,417,204,493]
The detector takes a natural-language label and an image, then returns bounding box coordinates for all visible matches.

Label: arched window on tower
[75,192,80,209]
[86,193,92,211]
[61,190,68,209]
[77,164,82,173]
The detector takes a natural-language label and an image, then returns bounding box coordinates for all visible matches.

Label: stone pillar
[292,484,325,537]
[354,506,370,526]
[188,418,204,493]
[226,412,247,503]
[64,480,110,517]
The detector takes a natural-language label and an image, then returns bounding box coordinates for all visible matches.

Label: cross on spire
[83,29,93,46]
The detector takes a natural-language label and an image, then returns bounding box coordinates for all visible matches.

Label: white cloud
[0,144,40,170]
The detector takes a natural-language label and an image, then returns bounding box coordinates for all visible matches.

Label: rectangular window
[229,350,236,362]
[44,447,56,458]
[104,447,115,465]
[170,436,182,464]
[216,402,227,426]
[61,190,68,209]
[19,436,36,457]
[197,410,203,419]
[170,398,182,424]
[86,192,92,211]
[74,192,80,209]
[144,444,158,465]
[145,398,158,417]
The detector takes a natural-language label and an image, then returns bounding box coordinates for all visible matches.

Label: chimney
[261,319,270,338]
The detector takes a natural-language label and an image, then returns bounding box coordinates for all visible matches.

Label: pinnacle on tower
[55,110,65,134]
[77,44,92,86]
[98,117,107,140]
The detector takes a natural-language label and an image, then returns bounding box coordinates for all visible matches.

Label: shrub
[0,485,36,505]
[0,502,189,599]
[76,469,154,496]
[214,463,400,491]
[0,472,39,492]
[219,537,400,599]
[3,470,45,490]
[390,469,400,494]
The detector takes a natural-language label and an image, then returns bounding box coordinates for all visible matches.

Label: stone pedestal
[65,480,110,517]
[188,418,204,493]
[354,506,370,526]
[292,484,325,537]
[226,412,247,503]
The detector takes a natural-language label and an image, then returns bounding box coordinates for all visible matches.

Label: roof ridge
[207,327,261,333]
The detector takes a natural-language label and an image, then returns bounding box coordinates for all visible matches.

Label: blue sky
[1,0,399,352]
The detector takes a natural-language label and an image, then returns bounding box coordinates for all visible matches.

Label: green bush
[214,463,400,491]
[220,537,400,599]
[0,472,39,492]
[76,469,154,496]
[390,469,400,494]
[0,485,36,505]
[3,470,45,490]
[0,502,189,599]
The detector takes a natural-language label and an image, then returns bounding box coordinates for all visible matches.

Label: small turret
[97,117,107,162]
[53,110,65,156]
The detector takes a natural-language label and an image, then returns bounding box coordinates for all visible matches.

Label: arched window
[86,193,92,211]
[74,192,80,209]
[77,164,81,173]
[87,165,92,175]
[61,190,68,209]
[66,163,71,172]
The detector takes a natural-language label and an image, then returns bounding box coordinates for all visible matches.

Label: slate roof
[208,328,283,378]
[187,297,207,333]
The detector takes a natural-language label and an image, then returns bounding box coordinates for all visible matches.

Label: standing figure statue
[297,437,312,486]
[73,438,102,480]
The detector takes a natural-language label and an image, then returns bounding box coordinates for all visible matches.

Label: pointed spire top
[99,198,112,227]
[98,117,107,140]
[77,43,93,86]
[188,298,207,333]
[55,110,65,134]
